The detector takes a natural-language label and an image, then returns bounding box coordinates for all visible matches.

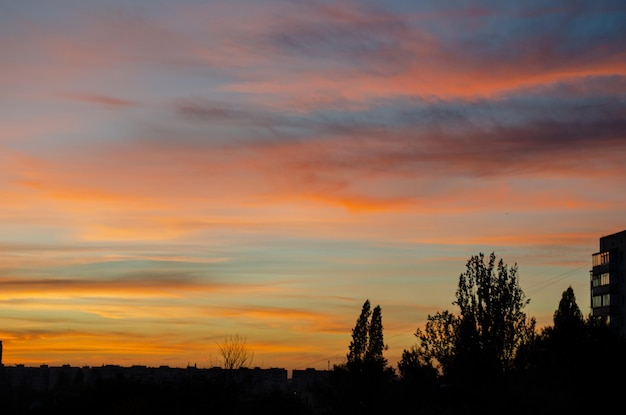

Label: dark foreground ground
[0,373,612,415]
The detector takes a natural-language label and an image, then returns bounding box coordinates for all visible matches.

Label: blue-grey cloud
[265,2,413,75]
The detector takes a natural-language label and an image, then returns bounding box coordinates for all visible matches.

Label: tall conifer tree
[366,305,386,367]
[348,299,371,365]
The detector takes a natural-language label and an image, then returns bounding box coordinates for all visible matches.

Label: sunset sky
[1,0,625,372]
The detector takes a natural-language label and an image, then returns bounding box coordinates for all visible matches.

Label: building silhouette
[0,341,330,392]
[591,229,626,336]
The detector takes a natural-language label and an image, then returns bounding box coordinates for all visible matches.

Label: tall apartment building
[590,229,626,337]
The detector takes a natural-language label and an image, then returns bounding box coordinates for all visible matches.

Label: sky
[1,0,625,372]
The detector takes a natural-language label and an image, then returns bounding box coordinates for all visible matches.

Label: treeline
[2,252,625,414]
[314,252,626,414]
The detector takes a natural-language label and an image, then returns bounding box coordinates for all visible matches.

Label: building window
[592,294,611,307]
[593,251,611,267]
[593,295,602,307]
[601,273,610,285]
[592,272,611,287]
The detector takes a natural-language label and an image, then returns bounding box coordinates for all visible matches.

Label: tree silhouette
[512,286,624,413]
[396,344,438,404]
[365,305,387,369]
[553,285,584,335]
[402,252,536,389]
[327,299,393,414]
[453,252,535,381]
[411,310,457,378]
[218,334,254,370]
[346,300,389,374]
[348,299,371,367]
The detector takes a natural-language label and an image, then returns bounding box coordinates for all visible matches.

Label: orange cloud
[0,277,222,299]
